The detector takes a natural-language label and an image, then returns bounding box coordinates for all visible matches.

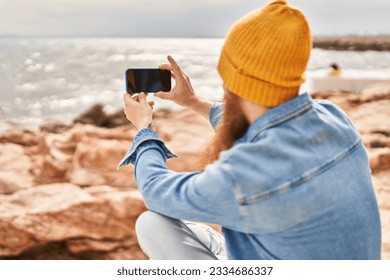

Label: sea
[1,37,390,131]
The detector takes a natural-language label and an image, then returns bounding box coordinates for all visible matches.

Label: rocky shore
[1,83,390,259]
[0,107,214,259]
[314,35,390,51]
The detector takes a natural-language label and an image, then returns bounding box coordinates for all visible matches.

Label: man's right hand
[155,55,213,119]
[155,55,198,107]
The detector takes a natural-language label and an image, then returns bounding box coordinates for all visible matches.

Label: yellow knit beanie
[218,0,312,107]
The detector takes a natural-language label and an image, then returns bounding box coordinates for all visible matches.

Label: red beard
[198,92,250,170]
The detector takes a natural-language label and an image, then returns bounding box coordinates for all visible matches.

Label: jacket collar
[244,93,314,142]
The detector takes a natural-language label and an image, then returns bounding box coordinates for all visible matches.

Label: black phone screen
[125,68,171,94]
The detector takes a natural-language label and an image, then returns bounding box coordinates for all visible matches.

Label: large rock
[368,148,390,174]
[372,170,390,211]
[66,237,136,254]
[23,130,73,185]
[361,82,390,103]
[346,100,390,134]
[0,143,34,194]
[362,133,390,149]
[69,137,135,188]
[381,210,390,260]
[0,183,146,257]
[0,129,45,147]
[374,168,390,260]
[311,90,356,112]
[65,123,137,142]
[73,103,130,128]
[22,124,136,187]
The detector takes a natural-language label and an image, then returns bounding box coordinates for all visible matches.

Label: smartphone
[125,68,171,94]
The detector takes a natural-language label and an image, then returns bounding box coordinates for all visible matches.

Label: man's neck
[240,98,270,124]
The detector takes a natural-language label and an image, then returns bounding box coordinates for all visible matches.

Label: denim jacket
[118,93,381,260]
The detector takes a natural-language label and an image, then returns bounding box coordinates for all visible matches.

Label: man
[119,0,381,260]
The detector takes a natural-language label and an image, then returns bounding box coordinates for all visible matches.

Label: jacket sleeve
[119,129,244,231]
[209,102,224,130]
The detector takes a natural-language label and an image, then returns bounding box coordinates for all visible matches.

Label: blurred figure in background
[330,63,342,76]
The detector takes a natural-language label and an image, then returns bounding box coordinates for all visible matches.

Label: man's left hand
[123,92,154,131]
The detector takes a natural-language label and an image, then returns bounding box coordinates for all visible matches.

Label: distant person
[330,63,342,76]
[120,0,381,260]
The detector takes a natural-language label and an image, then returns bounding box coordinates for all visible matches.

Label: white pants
[135,211,226,260]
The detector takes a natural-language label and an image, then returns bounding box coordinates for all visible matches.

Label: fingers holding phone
[123,92,153,131]
[155,55,198,108]
[123,55,211,124]
[131,93,155,109]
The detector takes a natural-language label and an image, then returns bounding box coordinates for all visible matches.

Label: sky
[0,0,389,37]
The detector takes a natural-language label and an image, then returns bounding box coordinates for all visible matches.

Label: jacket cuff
[117,127,177,168]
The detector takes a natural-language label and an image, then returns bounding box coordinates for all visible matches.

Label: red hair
[198,92,249,170]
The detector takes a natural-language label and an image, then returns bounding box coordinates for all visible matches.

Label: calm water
[1,37,390,131]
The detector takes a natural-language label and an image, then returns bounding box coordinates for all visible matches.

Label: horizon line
[1,34,390,39]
